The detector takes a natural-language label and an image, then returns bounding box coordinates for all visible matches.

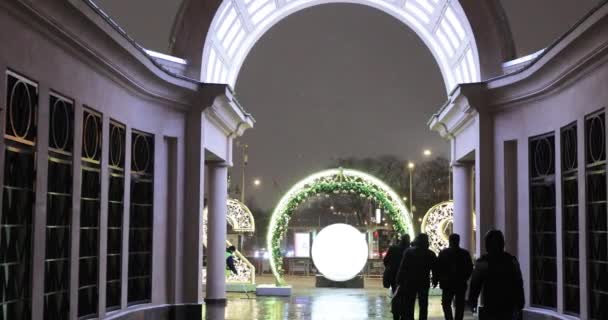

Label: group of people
[383,230,524,320]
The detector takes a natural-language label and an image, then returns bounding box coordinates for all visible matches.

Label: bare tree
[332,155,450,224]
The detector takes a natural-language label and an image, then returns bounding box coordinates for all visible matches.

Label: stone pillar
[205,163,228,303]
[453,163,474,253]
[182,110,205,303]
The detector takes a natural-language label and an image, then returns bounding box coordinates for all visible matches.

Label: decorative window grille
[529,133,557,309]
[585,111,607,320]
[44,93,74,319]
[78,108,102,318]
[560,123,579,315]
[106,121,125,311]
[127,130,153,304]
[0,71,38,320]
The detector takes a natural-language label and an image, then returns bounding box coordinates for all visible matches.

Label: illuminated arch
[203,198,256,284]
[202,0,480,92]
[421,201,453,254]
[420,200,475,254]
[268,168,414,285]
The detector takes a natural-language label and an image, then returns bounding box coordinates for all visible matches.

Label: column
[182,110,205,303]
[205,163,228,303]
[97,114,110,317]
[452,162,473,253]
[31,85,50,320]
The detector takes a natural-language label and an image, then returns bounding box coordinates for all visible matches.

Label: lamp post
[448,166,452,200]
[407,162,415,216]
[236,142,248,202]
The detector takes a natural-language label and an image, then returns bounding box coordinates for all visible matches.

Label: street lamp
[236,141,249,202]
[407,162,415,216]
[423,149,432,157]
[253,178,261,186]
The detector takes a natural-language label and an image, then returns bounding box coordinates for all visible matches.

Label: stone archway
[170,0,515,91]
[267,168,415,285]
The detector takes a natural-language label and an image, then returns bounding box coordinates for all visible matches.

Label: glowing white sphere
[311,223,368,282]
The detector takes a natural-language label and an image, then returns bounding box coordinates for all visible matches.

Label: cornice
[430,2,608,139]
[6,0,201,110]
[204,86,255,138]
[483,2,608,109]
[429,84,481,139]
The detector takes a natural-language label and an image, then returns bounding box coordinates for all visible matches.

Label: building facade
[0,1,253,319]
[430,4,608,319]
[1,0,607,319]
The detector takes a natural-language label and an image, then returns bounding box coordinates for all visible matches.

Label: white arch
[202,0,480,92]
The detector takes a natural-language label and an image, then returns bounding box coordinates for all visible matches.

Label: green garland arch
[267,168,415,285]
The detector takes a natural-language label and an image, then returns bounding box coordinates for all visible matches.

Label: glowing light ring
[202,198,256,284]
[268,168,414,285]
[421,201,476,254]
[226,198,256,232]
[203,198,255,235]
[421,201,453,254]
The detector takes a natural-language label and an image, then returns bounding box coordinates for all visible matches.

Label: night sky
[96,0,598,209]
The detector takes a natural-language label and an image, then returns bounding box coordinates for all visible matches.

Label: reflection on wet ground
[203,276,474,319]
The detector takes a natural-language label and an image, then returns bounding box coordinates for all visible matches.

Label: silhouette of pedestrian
[384,235,411,292]
[468,230,524,320]
[384,235,411,320]
[396,233,437,320]
[226,246,238,276]
[436,234,473,320]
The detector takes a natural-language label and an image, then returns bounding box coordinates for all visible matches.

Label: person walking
[225,246,238,276]
[468,230,525,320]
[396,233,437,320]
[384,234,411,292]
[384,235,411,320]
[436,234,473,320]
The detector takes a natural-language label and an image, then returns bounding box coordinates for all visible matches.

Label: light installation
[202,198,256,284]
[311,223,369,282]
[421,201,454,254]
[267,168,414,285]
[203,0,479,92]
[420,201,476,254]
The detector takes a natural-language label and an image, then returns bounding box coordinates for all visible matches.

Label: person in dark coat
[384,235,411,320]
[396,233,437,320]
[468,230,525,320]
[384,234,411,292]
[225,246,238,276]
[436,234,473,320]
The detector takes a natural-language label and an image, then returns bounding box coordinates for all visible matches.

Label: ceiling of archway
[204,0,479,91]
[93,0,597,63]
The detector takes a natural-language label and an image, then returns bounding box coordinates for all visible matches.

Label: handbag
[382,266,393,288]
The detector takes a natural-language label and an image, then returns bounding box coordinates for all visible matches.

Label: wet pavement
[203,276,474,319]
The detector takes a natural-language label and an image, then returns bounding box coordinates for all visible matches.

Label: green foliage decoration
[268,168,414,285]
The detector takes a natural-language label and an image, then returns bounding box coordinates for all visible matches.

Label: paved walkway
[203,276,474,319]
